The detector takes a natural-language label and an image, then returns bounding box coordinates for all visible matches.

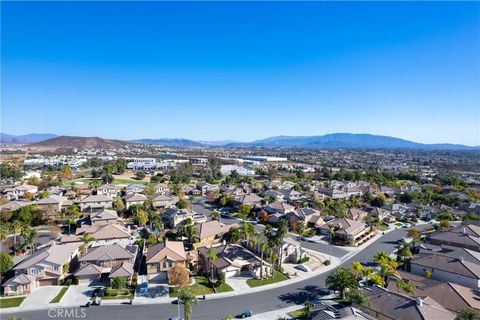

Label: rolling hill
[30,136,131,149]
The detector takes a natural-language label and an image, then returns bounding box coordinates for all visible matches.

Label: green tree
[347,289,369,305]
[80,233,96,254]
[369,273,384,286]
[101,172,114,184]
[457,308,480,320]
[179,289,198,320]
[350,261,364,279]
[111,276,127,289]
[207,247,218,281]
[12,220,23,255]
[260,241,268,278]
[303,299,314,318]
[241,222,255,240]
[135,171,146,180]
[225,226,242,244]
[396,279,416,296]
[209,210,220,221]
[0,252,14,274]
[326,268,358,299]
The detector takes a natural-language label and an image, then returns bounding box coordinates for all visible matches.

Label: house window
[53,266,59,272]
[163,260,172,268]
[31,267,41,275]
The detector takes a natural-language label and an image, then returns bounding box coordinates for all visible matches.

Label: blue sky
[1,2,479,145]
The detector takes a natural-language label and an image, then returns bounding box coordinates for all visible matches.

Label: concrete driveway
[21,286,62,308]
[226,276,250,292]
[133,283,169,304]
[58,284,95,306]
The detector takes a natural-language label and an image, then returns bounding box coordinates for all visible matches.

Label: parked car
[295,264,311,272]
[240,310,253,318]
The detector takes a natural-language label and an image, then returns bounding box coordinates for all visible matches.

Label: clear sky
[1,1,479,145]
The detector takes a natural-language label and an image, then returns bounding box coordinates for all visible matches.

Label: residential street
[8,228,407,320]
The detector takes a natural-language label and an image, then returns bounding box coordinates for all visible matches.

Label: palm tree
[207,247,218,282]
[275,219,288,268]
[350,261,363,279]
[260,241,268,278]
[12,220,23,255]
[378,257,399,284]
[179,289,198,320]
[21,227,37,255]
[373,251,390,265]
[303,299,314,318]
[396,279,416,296]
[0,223,9,241]
[347,289,369,305]
[80,233,96,254]
[209,210,220,221]
[326,268,358,299]
[362,267,373,286]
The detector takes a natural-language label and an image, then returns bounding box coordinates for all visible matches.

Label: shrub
[64,278,72,286]
[297,256,310,264]
[324,260,331,266]
[111,276,127,289]
[425,270,432,279]
[73,277,79,285]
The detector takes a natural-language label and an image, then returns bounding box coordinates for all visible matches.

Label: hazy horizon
[2,2,479,145]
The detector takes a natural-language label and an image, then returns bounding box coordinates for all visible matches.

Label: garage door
[38,278,58,286]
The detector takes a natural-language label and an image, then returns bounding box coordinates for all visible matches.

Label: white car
[296,264,311,272]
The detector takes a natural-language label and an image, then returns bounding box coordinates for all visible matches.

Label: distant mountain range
[0,133,58,144]
[1,132,478,150]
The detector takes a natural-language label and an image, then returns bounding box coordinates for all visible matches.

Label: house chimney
[459,256,464,263]
[416,297,423,307]
[462,227,466,235]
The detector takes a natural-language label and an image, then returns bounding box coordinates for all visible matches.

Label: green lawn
[50,287,69,303]
[102,288,134,300]
[169,276,233,297]
[394,222,404,227]
[246,271,289,288]
[0,297,26,308]
[378,225,389,231]
[231,213,249,220]
[113,179,146,185]
[287,307,308,320]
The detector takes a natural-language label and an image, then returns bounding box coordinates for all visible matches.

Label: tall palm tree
[260,241,268,278]
[362,267,373,286]
[12,220,23,255]
[80,233,96,254]
[373,251,390,265]
[379,257,399,284]
[326,268,358,299]
[209,210,220,221]
[179,289,198,320]
[207,247,218,281]
[350,261,364,279]
[303,299,314,318]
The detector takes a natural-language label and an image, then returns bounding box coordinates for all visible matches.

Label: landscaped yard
[102,287,134,300]
[169,276,233,297]
[50,287,69,303]
[395,222,404,227]
[0,296,26,308]
[287,307,307,320]
[378,225,389,231]
[246,271,289,288]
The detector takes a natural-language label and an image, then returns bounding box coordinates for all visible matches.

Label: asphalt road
[11,228,407,320]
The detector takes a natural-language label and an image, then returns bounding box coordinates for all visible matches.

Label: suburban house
[75,244,137,285]
[96,183,121,198]
[319,218,371,246]
[0,200,28,212]
[153,194,179,209]
[154,183,171,195]
[429,225,480,252]
[231,194,263,208]
[280,189,304,202]
[73,183,92,196]
[4,184,38,200]
[2,242,79,296]
[35,195,73,212]
[386,270,480,312]
[409,253,480,289]
[198,244,272,279]
[77,195,113,212]
[355,285,455,320]
[145,240,187,282]
[347,208,368,221]
[163,207,207,228]
[194,220,237,248]
[62,224,134,247]
[123,193,148,210]
[196,182,220,196]
[89,209,119,227]
[264,201,295,215]
[286,207,323,227]
[125,184,145,195]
